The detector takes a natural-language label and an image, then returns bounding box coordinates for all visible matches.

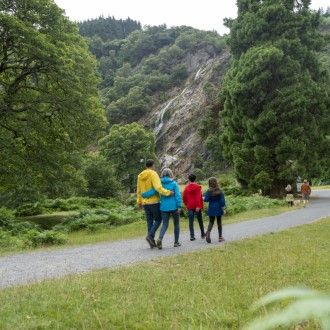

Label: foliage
[53,207,143,233]
[0,207,67,249]
[244,287,330,329]
[78,16,141,43]
[220,0,330,196]
[225,194,285,215]
[99,123,156,191]
[15,202,44,217]
[89,25,225,125]
[83,154,122,198]
[0,207,15,227]
[0,0,106,205]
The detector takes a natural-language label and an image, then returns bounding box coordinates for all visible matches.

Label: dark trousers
[207,216,222,237]
[159,210,180,243]
[188,210,205,238]
[143,203,162,239]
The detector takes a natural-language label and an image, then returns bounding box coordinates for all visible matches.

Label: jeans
[207,216,222,237]
[144,203,162,239]
[188,210,205,238]
[159,210,180,243]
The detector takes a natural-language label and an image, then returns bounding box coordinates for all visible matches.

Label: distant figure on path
[301,179,311,207]
[285,184,294,207]
[204,177,226,243]
[142,168,182,249]
[183,174,205,241]
[137,159,172,248]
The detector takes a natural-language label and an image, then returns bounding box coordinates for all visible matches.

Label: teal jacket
[142,177,182,212]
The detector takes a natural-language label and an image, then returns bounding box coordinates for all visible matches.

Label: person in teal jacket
[142,168,182,249]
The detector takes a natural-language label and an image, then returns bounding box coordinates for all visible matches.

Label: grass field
[0,217,328,329]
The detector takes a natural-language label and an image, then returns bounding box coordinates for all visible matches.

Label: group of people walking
[136,159,226,249]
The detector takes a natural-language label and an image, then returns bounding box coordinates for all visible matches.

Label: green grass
[313,185,330,190]
[0,218,328,329]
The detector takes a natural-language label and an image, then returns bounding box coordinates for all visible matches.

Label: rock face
[140,48,230,178]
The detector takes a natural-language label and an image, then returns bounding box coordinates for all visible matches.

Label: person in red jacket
[183,174,205,241]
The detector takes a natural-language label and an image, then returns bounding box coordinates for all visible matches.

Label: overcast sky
[54,0,329,35]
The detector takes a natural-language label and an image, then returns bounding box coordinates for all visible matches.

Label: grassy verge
[0,218,328,329]
[313,185,330,190]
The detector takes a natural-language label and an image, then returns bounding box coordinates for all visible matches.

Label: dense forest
[87,24,225,125]
[78,16,141,41]
[1,0,329,206]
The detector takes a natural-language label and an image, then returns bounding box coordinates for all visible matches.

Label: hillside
[81,14,329,179]
[83,23,229,177]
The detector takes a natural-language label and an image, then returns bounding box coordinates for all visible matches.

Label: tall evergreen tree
[221,0,330,196]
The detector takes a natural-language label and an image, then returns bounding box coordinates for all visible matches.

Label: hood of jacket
[185,182,201,193]
[138,169,154,181]
[160,176,176,189]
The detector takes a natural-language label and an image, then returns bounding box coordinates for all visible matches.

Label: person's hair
[145,159,154,168]
[161,168,173,178]
[208,177,221,195]
[188,174,196,182]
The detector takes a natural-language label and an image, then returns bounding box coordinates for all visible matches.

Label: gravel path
[1,190,329,289]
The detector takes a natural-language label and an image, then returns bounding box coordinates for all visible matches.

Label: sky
[54,0,329,35]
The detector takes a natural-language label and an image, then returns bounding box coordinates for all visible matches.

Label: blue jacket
[142,177,182,212]
[203,190,226,216]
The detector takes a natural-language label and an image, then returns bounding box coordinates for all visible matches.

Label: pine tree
[221,0,330,196]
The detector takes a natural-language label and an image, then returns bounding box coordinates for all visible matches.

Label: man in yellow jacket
[137,159,172,247]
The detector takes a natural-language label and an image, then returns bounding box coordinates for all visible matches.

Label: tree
[99,123,156,191]
[0,0,106,205]
[221,0,330,196]
[83,154,121,198]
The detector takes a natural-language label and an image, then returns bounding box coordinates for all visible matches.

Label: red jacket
[183,182,203,210]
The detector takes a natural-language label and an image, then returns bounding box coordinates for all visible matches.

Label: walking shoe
[146,236,155,248]
[156,239,162,250]
[205,231,211,243]
[174,242,181,247]
[190,237,196,241]
[219,237,225,242]
[201,233,206,239]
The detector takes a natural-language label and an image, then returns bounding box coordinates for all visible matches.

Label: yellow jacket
[137,169,171,205]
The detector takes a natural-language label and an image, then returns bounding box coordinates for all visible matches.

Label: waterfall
[154,87,188,135]
[194,67,203,80]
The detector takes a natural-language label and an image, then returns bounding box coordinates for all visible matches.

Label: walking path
[0,190,329,289]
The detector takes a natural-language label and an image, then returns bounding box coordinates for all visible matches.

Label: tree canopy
[0,0,106,205]
[99,123,156,191]
[220,0,330,195]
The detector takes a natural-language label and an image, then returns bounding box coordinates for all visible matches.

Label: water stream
[154,87,188,135]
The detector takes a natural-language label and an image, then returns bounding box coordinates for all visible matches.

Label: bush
[54,207,143,233]
[0,207,15,228]
[83,154,122,198]
[226,195,285,215]
[15,202,44,217]
[24,230,67,247]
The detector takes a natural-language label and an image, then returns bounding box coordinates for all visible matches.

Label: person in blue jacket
[142,168,182,249]
[204,177,226,243]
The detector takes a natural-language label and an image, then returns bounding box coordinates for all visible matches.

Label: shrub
[54,207,143,233]
[0,207,15,228]
[24,230,67,247]
[15,202,44,217]
[225,195,285,215]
